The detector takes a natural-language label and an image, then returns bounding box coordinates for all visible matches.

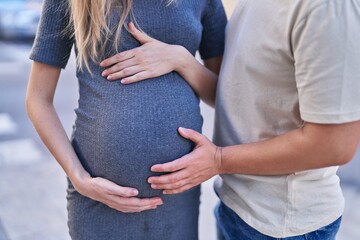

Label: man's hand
[148,127,222,194]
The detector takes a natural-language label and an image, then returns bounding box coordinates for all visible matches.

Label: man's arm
[220,121,360,175]
[148,121,360,194]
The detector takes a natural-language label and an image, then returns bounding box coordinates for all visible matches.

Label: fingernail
[132,189,139,195]
[163,190,168,195]
[121,79,127,84]
[179,127,188,133]
[101,71,106,77]
[107,75,112,80]
[151,184,157,189]
[150,165,158,172]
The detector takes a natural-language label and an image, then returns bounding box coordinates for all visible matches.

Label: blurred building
[0,0,43,39]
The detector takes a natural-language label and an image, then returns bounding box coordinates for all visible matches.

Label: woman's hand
[100,22,184,84]
[72,173,163,213]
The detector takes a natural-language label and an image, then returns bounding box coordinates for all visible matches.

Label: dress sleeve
[29,0,74,69]
[292,2,360,124]
[199,0,227,60]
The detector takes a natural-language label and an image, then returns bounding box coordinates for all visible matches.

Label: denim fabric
[215,201,342,240]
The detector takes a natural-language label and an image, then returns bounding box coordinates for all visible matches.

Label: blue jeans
[215,201,342,240]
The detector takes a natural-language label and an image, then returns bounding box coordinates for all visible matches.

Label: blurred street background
[0,0,359,239]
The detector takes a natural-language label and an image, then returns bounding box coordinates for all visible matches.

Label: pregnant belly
[72,73,202,197]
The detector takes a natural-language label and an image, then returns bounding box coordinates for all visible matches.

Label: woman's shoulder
[29,0,73,69]
[42,0,70,17]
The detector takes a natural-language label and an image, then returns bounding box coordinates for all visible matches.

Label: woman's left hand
[100,22,183,84]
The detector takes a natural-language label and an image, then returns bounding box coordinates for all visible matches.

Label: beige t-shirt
[214,0,360,238]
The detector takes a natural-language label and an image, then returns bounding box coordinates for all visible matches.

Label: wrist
[68,169,91,194]
[172,45,191,73]
[215,146,224,175]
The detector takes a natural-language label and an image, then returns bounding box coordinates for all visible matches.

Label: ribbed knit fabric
[30,0,226,239]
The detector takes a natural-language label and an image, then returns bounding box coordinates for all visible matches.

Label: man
[148,0,360,239]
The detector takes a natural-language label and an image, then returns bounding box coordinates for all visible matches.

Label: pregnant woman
[26,0,226,239]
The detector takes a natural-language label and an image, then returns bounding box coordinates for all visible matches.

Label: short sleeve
[199,0,227,60]
[30,0,73,69]
[292,2,360,124]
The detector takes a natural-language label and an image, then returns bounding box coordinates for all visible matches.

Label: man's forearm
[219,121,360,175]
[147,121,360,194]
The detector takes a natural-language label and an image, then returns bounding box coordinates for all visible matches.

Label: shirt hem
[214,177,344,238]
[300,110,360,124]
[29,54,68,69]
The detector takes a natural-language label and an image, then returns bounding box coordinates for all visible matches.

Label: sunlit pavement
[0,39,359,240]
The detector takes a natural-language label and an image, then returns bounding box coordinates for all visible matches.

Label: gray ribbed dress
[30,0,226,239]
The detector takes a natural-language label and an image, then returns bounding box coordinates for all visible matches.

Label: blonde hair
[68,0,133,73]
[68,0,175,73]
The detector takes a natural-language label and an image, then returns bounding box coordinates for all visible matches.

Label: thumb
[95,177,139,197]
[178,127,205,145]
[128,22,154,44]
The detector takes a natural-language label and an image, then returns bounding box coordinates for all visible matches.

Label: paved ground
[0,39,359,240]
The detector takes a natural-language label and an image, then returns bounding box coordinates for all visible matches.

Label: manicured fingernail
[179,127,189,134]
